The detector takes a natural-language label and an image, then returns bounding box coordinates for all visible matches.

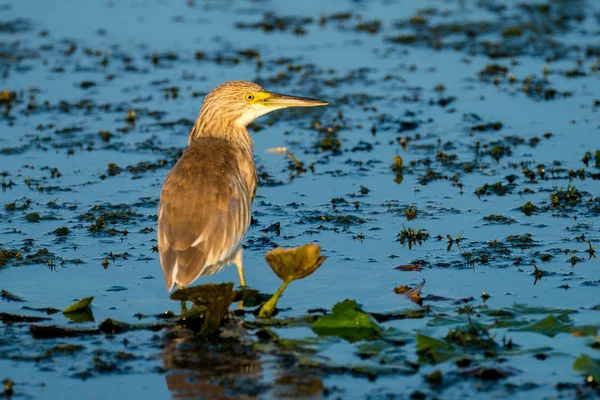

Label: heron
[158,80,328,291]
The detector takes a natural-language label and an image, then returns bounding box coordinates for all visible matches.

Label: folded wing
[158,138,253,291]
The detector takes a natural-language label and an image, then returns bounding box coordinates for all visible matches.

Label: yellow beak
[263,93,329,108]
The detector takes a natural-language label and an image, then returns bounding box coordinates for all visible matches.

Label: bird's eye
[245,93,254,101]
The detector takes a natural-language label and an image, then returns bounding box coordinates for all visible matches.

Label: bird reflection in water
[162,332,262,399]
[162,330,326,399]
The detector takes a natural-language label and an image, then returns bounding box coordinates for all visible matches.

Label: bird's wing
[158,138,253,290]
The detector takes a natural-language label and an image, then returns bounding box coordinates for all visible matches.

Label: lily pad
[573,354,600,383]
[508,304,577,315]
[513,314,573,337]
[297,355,416,378]
[30,325,100,339]
[312,299,381,342]
[427,314,467,327]
[98,318,170,334]
[416,333,459,365]
[63,296,94,313]
[355,340,389,359]
[458,366,519,380]
[372,307,429,322]
[0,312,51,323]
[22,306,60,315]
[63,308,95,323]
[572,325,598,337]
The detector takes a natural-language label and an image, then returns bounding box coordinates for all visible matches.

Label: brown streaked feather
[158,136,256,290]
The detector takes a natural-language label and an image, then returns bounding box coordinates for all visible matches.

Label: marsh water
[1,0,600,398]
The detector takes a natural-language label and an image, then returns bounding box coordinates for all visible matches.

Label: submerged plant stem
[259,278,291,318]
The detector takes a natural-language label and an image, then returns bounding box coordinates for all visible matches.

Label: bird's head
[199,80,329,128]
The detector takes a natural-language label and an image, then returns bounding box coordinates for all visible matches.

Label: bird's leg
[177,284,188,318]
[234,249,246,288]
[234,249,246,310]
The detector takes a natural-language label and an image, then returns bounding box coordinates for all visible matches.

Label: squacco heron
[158,80,328,291]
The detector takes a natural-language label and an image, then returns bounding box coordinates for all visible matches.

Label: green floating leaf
[0,312,50,323]
[459,366,518,380]
[427,314,467,327]
[497,346,554,358]
[276,337,322,354]
[480,309,516,318]
[63,308,95,323]
[243,314,318,330]
[371,307,429,323]
[425,369,443,384]
[509,303,577,315]
[30,324,100,339]
[22,306,60,315]
[416,333,459,365]
[572,325,598,337]
[513,314,573,337]
[573,354,600,383]
[296,355,416,378]
[63,297,94,313]
[416,333,452,353]
[355,340,389,359]
[98,318,171,334]
[445,326,497,350]
[492,318,529,329]
[312,299,381,342]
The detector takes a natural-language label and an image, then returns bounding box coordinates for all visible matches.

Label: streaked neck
[187,106,254,155]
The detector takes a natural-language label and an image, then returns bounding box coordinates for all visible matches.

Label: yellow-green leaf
[265,243,326,282]
[63,297,94,313]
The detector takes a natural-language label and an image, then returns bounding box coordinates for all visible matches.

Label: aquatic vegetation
[1,0,600,398]
[419,169,442,185]
[394,280,425,305]
[25,212,41,222]
[0,249,23,267]
[63,297,94,313]
[475,182,513,197]
[171,283,236,333]
[550,185,584,208]
[259,244,326,318]
[520,201,538,216]
[1,289,24,302]
[354,20,382,35]
[573,355,600,384]
[53,227,70,236]
[471,121,503,132]
[397,226,430,249]
[405,206,417,221]
[488,145,512,161]
[483,214,515,224]
[312,300,381,341]
[4,198,31,211]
